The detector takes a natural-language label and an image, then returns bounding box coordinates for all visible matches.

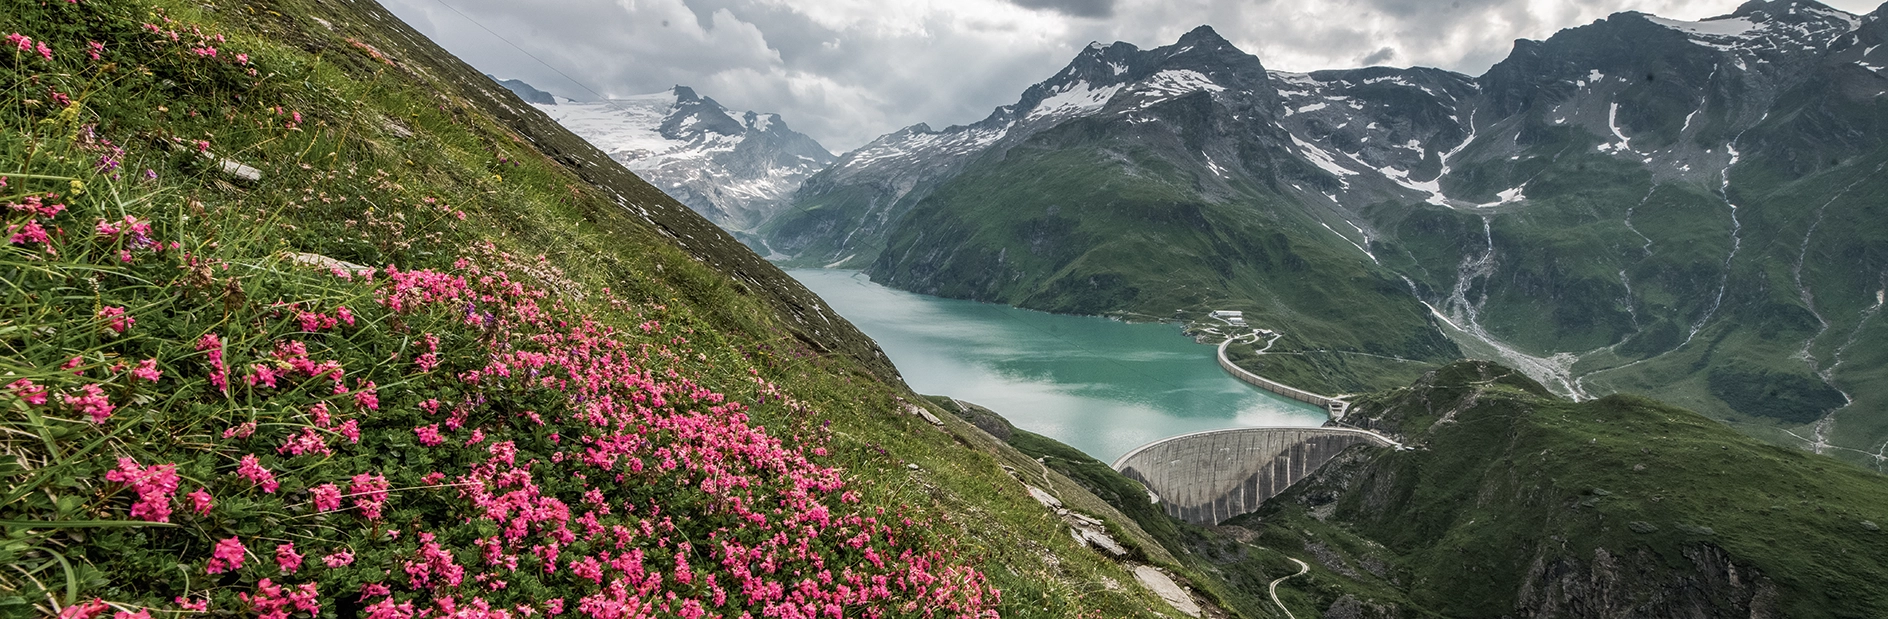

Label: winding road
[1269,557,1310,619]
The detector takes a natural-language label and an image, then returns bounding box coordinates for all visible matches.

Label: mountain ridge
[759,0,1888,468]
[529,83,836,231]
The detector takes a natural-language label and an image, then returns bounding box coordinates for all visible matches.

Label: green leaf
[0,520,180,529]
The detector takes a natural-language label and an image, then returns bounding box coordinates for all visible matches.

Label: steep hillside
[1239,361,1888,617]
[0,1,1215,616]
[762,1,1888,467]
[862,27,1462,379]
[531,85,835,233]
[937,363,1888,618]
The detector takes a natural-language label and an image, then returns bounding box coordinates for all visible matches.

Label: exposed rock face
[1513,545,1781,619]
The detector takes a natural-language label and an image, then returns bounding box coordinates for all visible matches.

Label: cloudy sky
[379,0,1882,152]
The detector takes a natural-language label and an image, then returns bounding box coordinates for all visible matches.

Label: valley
[527,0,1888,471]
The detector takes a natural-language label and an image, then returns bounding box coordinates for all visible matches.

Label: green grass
[0,1,1202,616]
[1248,361,1888,617]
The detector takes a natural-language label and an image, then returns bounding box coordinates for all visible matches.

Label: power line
[426,0,607,102]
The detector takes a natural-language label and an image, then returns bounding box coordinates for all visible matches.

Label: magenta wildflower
[7,379,48,405]
[275,542,303,574]
[323,549,355,568]
[7,220,50,246]
[61,384,115,423]
[103,458,180,522]
[56,599,108,619]
[131,358,162,382]
[206,536,244,574]
[222,421,256,439]
[97,306,134,333]
[187,488,213,515]
[236,454,279,493]
[310,483,343,512]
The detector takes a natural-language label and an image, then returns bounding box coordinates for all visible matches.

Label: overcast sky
[379,0,1884,152]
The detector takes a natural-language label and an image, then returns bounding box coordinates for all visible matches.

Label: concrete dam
[1113,427,1399,525]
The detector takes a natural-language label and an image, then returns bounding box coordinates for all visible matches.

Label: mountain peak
[672,85,701,103]
[1176,24,1231,48]
[490,75,557,105]
[1731,0,1845,18]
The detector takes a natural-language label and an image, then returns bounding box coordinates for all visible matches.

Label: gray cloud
[1358,46,1397,66]
[378,0,1887,153]
[1005,0,1119,18]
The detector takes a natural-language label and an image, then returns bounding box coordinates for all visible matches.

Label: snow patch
[1137,70,1227,100]
[1646,15,1759,37]
[1291,135,1358,181]
[1028,80,1124,121]
[1477,186,1527,208]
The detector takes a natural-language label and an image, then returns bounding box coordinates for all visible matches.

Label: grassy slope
[1245,362,1888,617]
[0,0,1197,616]
[926,361,1888,617]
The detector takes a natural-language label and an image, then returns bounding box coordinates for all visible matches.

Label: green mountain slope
[967,363,1888,618]
[776,2,1888,467]
[1242,361,1888,617]
[0,1,1218,616]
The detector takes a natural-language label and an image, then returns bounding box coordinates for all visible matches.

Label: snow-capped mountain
[764,26,1279,268]
[765,0,1888,467]
[524,83,835,231]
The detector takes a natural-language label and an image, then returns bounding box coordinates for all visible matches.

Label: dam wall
[1113,427,1396,525]
[1216,339,1349,416]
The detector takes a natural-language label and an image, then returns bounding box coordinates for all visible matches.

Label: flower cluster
[103,458,180,522]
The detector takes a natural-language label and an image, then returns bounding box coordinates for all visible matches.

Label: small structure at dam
[1114,427,1398,525]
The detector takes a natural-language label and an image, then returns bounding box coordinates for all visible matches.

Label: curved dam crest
[1114,427,1398,525]
[1115,325,1401,525]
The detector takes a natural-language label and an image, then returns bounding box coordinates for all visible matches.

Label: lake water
[786,269,1327,463]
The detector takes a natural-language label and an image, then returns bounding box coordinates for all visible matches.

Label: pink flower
[187,488,213,515]
[96,307,134,333]
[36,41,51,61]
[350,473,391,520]
[353,381,379,410]
[235,53,249,65]
[414,424,442,447]
[337,419,360,443]
[236,454,279,493]
[56,599,108,619]
[311,483,343,512]
[103,458,180,522]
[206,536,245,574]
[6,34,32,54]
[196,333,228,393]
[336,305,355,326]
[114,609,152,619]
[323,549,355,568]
[7,220,50,246]
[222,421,256,439]
[277,426,332,457]
[131,358,162,382]
[275,542,303,574]
[7,379,48,405]
[61,384,115,423]
[173,596,208,612]
[87,41,102,61]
